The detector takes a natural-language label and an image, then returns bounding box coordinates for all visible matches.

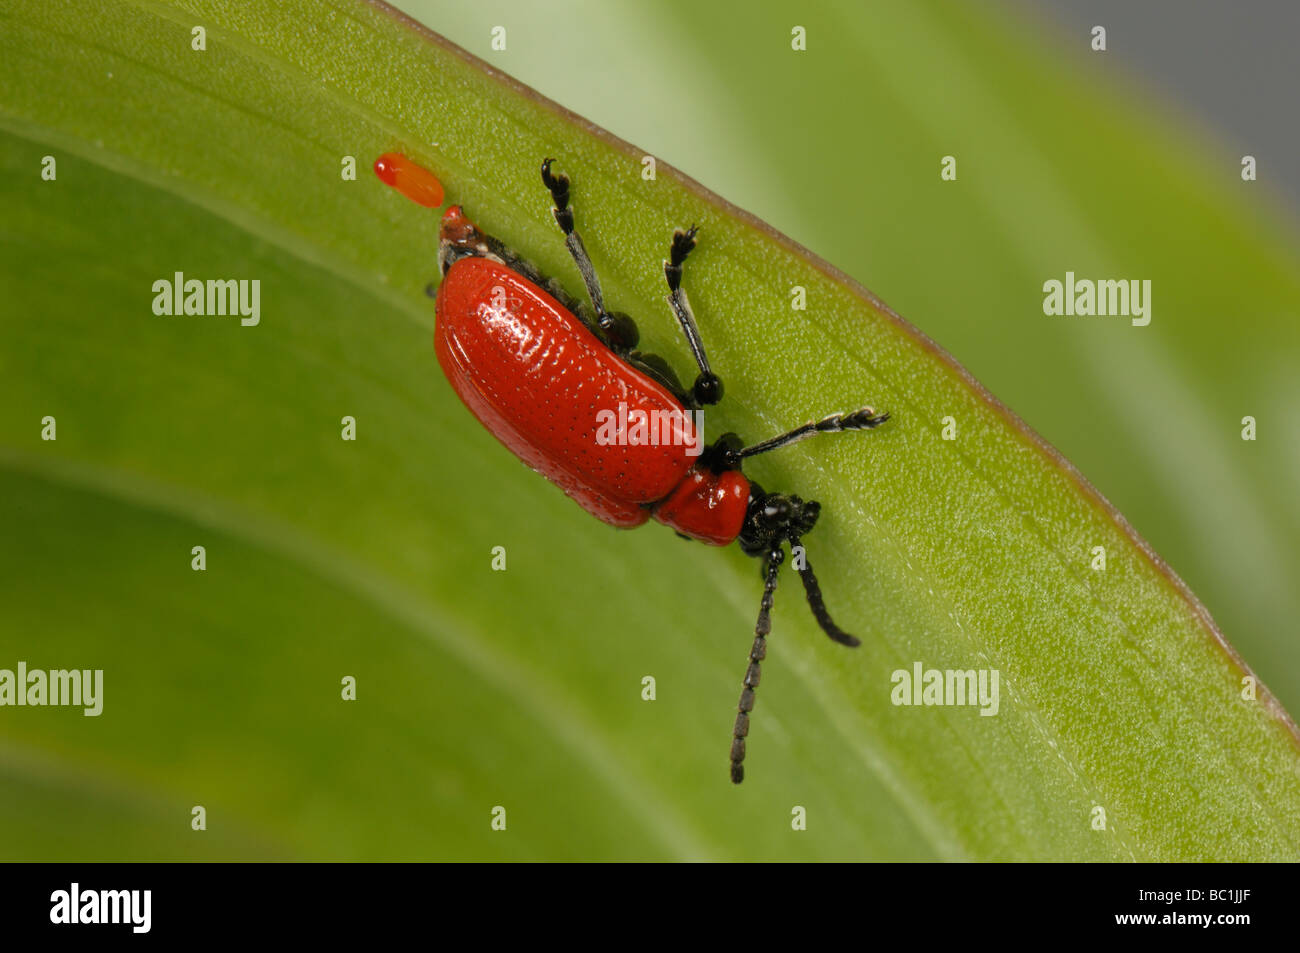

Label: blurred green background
[1,0,1296,861]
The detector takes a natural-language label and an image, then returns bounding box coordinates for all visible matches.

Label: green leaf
[1,0,1296,860]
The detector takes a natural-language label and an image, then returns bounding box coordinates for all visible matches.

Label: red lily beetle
[376,155,890,783]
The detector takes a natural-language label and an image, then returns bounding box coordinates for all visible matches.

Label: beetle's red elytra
[376,155,890,783]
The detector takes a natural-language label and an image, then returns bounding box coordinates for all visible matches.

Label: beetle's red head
[439,205,479,244]
[438,205,493,276]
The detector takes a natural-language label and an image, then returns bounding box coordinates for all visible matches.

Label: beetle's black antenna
[732,544,784,784]
[737,407,890,461]
[789,534,860,647]
[663,226,724,407]
[541,159,639,351]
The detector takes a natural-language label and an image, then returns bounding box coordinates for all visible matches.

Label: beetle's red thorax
[652,465,749,546]
[434,255,699,528]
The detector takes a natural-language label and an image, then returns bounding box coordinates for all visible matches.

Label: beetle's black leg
[540,158,601,311]
[664,226,724,407]
[734,407,890,463]
[731,544,785,784]
[541,158,639,352]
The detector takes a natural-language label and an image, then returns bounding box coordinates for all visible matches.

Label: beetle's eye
[764,498,791,520]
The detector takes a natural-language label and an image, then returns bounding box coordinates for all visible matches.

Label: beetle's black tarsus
[738,408,890,461]
[540,158,642,352]
[663,225,725,407]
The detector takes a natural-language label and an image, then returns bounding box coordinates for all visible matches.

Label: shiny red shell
[433,254,748,545]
